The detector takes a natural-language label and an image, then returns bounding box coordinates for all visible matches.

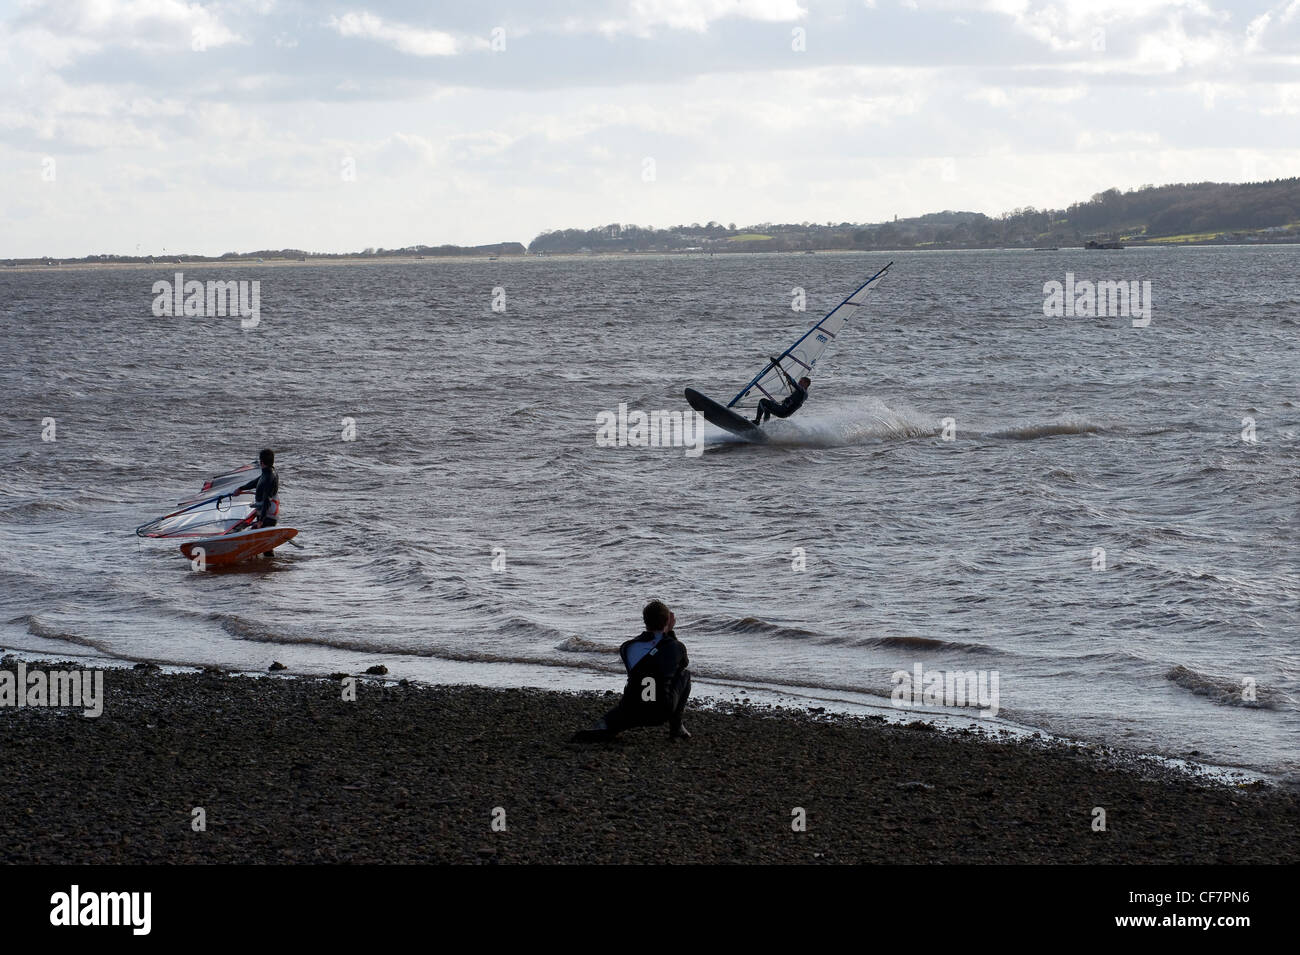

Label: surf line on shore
[0,660,104,717]
[891,664,999,718]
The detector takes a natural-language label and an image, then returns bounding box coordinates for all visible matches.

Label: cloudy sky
[3,0,1298,256]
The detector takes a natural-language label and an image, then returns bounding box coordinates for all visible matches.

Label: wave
[10,613,102,648]
[755,397,939,447]
[218,613,292,644]
[554,635,609,654]
[694,614,821,640]
[709,397,1113,449]
[858,634,998,654]
[984,416,1105,440]
[496,616,570,643]
[1164,664,1287,709]
[693,615,999,655]
[214,612,626,674]
[206,609,940,697]
[355,553,429,587]
[0,496,87,515]
[7,613,157,664]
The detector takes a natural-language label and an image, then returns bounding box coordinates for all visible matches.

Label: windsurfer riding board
[753,357,811,425]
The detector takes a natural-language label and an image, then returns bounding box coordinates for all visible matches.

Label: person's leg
[668,670,692,739]
[261,515,278,556]
[601,698,634,735]
[570,691,636,742]
[754,399,772,424]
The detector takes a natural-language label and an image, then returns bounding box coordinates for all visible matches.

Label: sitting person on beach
[571,600,692,742]
[753,358,810,424]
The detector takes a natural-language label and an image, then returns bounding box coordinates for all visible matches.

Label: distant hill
[526,178,1300,253]
[9,178,1297,265]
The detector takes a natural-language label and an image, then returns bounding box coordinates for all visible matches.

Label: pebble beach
[2,659,1295,865]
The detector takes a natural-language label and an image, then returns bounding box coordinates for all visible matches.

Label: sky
[2,0,1298,257]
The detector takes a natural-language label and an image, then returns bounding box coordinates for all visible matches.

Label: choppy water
[1,248,1296,782]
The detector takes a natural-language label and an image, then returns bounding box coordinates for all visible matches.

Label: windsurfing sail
[136,493,257,539]
[727,262,893,413]
[179,462,258,505]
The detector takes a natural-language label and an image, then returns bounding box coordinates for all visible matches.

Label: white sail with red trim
[178,462,258,505]
[136,492,260,539]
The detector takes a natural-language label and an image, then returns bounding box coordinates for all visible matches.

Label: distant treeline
[4,242,526,268]
[10,178,1298,265]
[527,178,1300,253]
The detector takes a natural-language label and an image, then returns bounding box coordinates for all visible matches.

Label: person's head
[799,377,811,389]
[259,448,275,467]
[643,599,672,633]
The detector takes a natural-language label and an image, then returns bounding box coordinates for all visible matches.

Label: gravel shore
[2,659,1295,864]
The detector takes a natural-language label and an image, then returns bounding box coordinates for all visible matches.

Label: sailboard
[179,526,298,567]
[686,262,893,440]
[685,388,768,443]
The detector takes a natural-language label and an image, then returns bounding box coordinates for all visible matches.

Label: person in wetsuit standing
[571,600,692,742]
[232,448,279,530]
[753,357,811,424]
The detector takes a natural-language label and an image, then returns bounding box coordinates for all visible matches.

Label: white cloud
[576,0,807,37]
[960,0,1224,53]
[1245,11,1272,51]
[11,0,243,59]
[968,86,1012,107]
[1257,82,1300,115]
[1133,13,1233,72]
[328,11,469,56]
[1074,129,1161,149]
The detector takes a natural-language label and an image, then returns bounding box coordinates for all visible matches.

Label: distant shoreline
[11,177,1299,267]
[7,241,1300,274]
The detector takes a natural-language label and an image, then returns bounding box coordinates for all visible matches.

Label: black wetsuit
[236,465,279,527]
[755,368,808,424]
[600,630,692,736]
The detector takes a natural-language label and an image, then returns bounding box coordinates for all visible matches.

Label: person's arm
[236,477,258,493]
[665,633,688,671]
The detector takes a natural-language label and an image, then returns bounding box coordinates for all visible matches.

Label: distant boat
[1034,246,1059,251]
[1084,239,1124,250]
